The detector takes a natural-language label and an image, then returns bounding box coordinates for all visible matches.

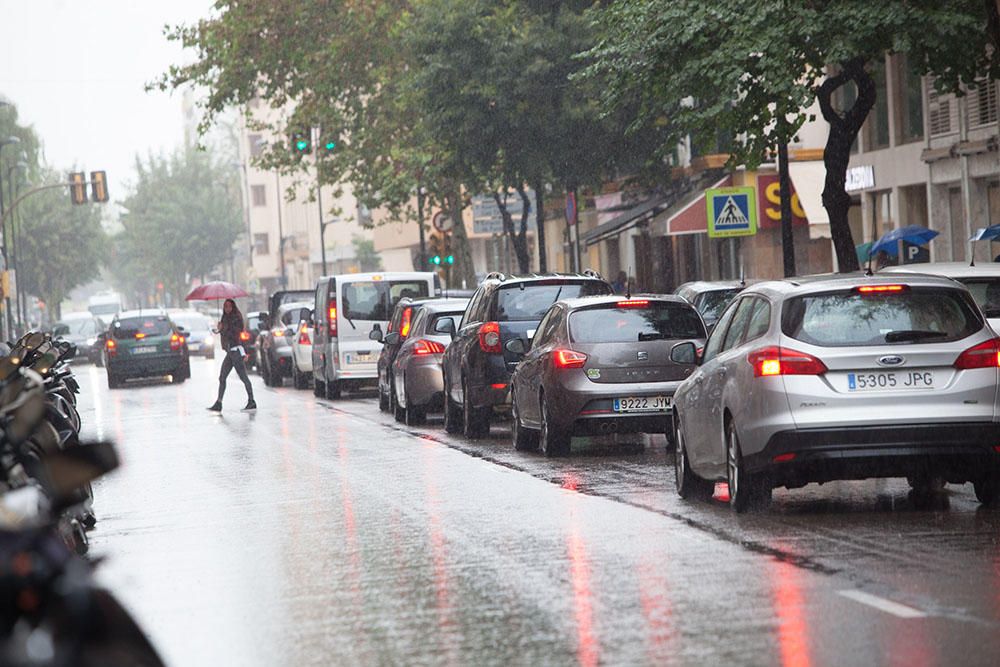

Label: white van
[311,272,439,398]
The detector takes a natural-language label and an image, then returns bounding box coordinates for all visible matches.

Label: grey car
[509,295,707,456]
[672,273,1000,512]
[390,298,469,425]
[675,280,753,328]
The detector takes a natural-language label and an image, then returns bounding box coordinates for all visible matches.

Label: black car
[245,310,266,368]
[440,272,613,438]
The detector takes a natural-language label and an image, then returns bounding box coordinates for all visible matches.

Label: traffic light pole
[417,186,427,269]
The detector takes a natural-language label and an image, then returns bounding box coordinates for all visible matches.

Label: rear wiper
[884,330,948,343]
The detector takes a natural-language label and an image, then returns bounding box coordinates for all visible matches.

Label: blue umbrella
[970,224,1000,242]
[870,225,940,256]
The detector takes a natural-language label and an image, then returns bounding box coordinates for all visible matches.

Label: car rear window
[781,287,982,347]
[113,316,172,339]
[570,302,706,343]
[958,278,1000,312]
[341,281,430,321]
[54,318,99,336]
[496,281,611,322]
[171,314,210,331]
[696,289,741,322]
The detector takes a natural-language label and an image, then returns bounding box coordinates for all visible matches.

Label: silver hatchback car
[672,273,1000,511]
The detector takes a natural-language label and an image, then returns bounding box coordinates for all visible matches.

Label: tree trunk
[533,181,547,272]
[817,57,876,273]
[444,187,477,289]
[493,190,531,273]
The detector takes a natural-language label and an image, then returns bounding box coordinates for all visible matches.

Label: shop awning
[582,195,672,246]
[664,175,732,235]
[788,161,829,225]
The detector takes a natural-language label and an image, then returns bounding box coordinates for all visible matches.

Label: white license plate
[613,396,671,413]
[347,353,372,364]
[133,346,157,355]
[846,371,935,392]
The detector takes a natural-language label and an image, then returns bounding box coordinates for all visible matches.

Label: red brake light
[239,331,251,342]
[328,300,338,338]
[170,333,183,351]
[412,339,446,355]
[954,337,1000,370]
[748,346,827,377]
[478,321,501,353]
[553,349,588,369]
[400,307,413,338]
[617,299,650,308]
[298,325,312,346]
[856,285,907,294]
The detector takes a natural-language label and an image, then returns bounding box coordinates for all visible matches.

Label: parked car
[508,295,707,456]
[311,272,439,399]
[290,308,314,389]
[50,312,105,364]
[245,310,267,369]
[440,272,613,438]
[675,280,753,329]
[260,301,312,387]
[388,298,470,424]
[671,273,1000,512]
[881,262,1000,330]
[168,309,216,358]
[102,310,190,388]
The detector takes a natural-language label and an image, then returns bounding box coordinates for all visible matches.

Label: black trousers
[217,348,254,402]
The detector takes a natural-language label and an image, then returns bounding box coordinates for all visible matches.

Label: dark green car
[104,311,191,388]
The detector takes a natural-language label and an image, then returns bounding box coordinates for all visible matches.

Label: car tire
[261,357,273,386]
[462,379,490,439]
[511,392,539,451]
[325,378,341,400]
[392,384,406,423]
[378,384,390,412]
[293,362,309,390]
[726,420,771,513]
[674,414,713,499]
[404,382,427,426]
[107,372,121,389]
[314,376,326,397]
[974,473,1000,506]
[443,373,464,434]
[539,394,570,457]
[172,363,189,384]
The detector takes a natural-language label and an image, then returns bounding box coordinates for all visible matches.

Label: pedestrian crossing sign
[706,186,758,238]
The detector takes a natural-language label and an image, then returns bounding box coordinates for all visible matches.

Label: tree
[584,1,1000,272]
[16,169,106,318]
[351,235,384,272]
[112,145,243,304]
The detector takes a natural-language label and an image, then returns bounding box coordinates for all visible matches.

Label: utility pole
[417,185,427,269]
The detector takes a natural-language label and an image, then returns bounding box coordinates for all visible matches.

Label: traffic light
[291,130,311,154]
[90,171,109,203]
[442,233,454,265]
[69,172,87,205]
[320,136,337,154]
[428,233,444,266]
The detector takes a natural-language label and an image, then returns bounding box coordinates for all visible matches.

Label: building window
[893,54,924,144]
[863,60,890,150]
[927,77,955,136]
[249,133,264,157]
[251,184,267,207]
[254,233,270,256]
[968,79,998,128]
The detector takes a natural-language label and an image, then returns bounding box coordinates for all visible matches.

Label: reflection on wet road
[78,359,1000,666]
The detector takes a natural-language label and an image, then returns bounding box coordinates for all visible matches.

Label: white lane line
[837,590,927,618]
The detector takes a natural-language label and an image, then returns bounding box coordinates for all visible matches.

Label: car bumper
[293,345,312,372]
[108,354,186,378]
[548,378,683,435]
[747,422,1000,486]
[402,358,445,409]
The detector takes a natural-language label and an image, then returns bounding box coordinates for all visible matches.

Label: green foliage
[351,235,384,272]
[112,145,243,303]
[16,169,106,314]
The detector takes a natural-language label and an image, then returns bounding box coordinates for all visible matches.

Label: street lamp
[7,161,28,331]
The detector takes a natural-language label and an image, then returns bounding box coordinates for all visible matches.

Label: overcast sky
[0,0,214,192]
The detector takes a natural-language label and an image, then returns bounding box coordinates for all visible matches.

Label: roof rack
[484,271,507,282]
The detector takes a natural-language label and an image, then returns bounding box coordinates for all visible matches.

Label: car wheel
[511,391,538,451]
[726,420,771,513]
[293,362,309,390]
[392,383,406,423]
[974,473,1000,506]
[443,372,464,434]
[404,380,426,426]
[378,383,390,412]
[907,473,945,497]
[325,378,341,400]
[107,372,121,389]
[462,379,490,439]
[539,394,570,457]
[261,356,273,386]
[171,364,188,384]
[674,414,713,499]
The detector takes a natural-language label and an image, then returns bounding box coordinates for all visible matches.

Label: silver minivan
[672,273,1000,511]
[311,272,438,398]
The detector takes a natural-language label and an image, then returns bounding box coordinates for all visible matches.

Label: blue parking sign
[706,186,758,238]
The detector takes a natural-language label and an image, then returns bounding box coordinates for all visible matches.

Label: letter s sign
[757,174,807,229]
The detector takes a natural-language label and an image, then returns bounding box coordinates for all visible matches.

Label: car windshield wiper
[884,330,948,343]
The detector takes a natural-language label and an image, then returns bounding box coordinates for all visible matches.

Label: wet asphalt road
[75,357,1000,666]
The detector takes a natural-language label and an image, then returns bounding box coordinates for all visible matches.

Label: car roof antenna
[865,223,876,277]
[626,265,632,299]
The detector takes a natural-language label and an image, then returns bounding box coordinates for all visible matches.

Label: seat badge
[637,351,648,361]
[586,368,601,379]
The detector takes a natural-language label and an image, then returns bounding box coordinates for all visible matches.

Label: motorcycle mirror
[7,393,47,445]
[43,441,120,510]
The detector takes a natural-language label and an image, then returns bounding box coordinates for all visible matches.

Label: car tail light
[616,299,649,308]
[239,331,251,342]
[553,349,588,369]
[106,338,117,357]
[412,339,445,355]
[478,321,501,353]
[170,333,183,351]
[855,284,907,294]
[328,300,338,338]
[400,307,413,338]
[954,337,1000,370]
[272,327,286,337]
[773,453,796,463]
[135,332,145,339]
[747,346,827,377]
[298,323,312,346]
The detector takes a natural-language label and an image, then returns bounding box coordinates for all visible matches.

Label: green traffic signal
[295,139,310,152]
[445,255,454,265]
[430,255,442,265]
[324,140,336,151]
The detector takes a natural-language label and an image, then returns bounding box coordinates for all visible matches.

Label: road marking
[837,590,927,618]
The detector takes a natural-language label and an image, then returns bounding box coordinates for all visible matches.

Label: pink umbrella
[185,281,249,301]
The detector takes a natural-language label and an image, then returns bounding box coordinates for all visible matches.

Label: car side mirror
[384,332,401,346]
[670,341,699,365]
[434,318,456,337]
[369,325,384,342]
[505,338,527,355]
